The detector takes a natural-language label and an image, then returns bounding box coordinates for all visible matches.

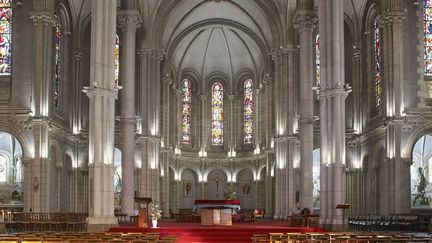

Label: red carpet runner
[109,221,325,243]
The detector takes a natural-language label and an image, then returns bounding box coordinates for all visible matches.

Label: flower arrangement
[224,187,237,200]
[148,201,162,221]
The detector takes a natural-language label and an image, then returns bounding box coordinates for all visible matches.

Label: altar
[194,200,241,226]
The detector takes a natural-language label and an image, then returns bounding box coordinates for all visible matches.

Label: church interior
[0,0,432,242]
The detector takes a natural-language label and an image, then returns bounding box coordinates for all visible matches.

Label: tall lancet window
[54,17,61,109]
[0,0,12,75]
[115,34,119,88]
[424,0,432,76]
[211,82,224,145]
[373,17,382,109]
[181,79,192,144]
[315,34,320,87]
[243,79,254,144]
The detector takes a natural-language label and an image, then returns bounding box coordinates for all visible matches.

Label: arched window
[211,82,224,145]
[115,34,119,87]
[113,148,122,206]
[181,79,192,144]
[424,0,432,76]
[315,34,320,87]
[313,148,320,208]
[372,17,382,109]
[54,17,61,109]
[243,79,254,144]
[0,0,12,75]
[411,134,432,208]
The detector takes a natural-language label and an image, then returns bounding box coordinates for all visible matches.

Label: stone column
[380,1,409,214]
[117,8,142,218]
[318,0,348,230]
[138,49,163,202]
[272,48,297,219]
[200,95,208,154]
[73,50,82,134]
[294,0,317,211]
[254,88,261,150]
[85,0,118,231]
[228,94,235,153]
[28,1,55,213]
[352,48,362,134]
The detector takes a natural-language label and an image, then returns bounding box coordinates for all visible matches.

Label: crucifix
[212,173,224,198]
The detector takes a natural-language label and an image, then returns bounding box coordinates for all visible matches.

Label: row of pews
[0,232,177,243]
[251,232,432,242]
[348,215,430,232]
[4,213,88,232]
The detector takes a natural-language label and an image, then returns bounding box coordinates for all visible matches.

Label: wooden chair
[253,208,264,221]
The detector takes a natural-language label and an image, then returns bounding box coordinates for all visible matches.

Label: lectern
[336,203,351,230]
[134,197,152,227]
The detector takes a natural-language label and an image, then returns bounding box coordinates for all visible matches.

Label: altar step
[109,220,325,243]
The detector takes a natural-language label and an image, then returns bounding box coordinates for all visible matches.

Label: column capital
[262,75,273,86]
[161,74,172,86]
[227,94,235,100]
[74,50,82,60]
[117,9,142,31]
[293,13,318,31]
[380,10,406,26]
[270,47,296,61]
[353,47,361,60]
[29,11,55,25]
[200,94,208,100]
[317,86,350,100]
[136,48,165,60]
[83,86,117,100]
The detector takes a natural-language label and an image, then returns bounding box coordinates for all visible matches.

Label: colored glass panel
[373,17,381,108]
[115,34,119,87]
[211,82,223,145]
[0,0,10,8]
[243,79,254,144]
[54,19,61,109]
[425,0,432,76]
[0,1,11,75]
[181,79,192,144]
[316,34,320,87]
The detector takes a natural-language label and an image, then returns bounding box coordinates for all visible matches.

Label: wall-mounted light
[198,148,207,157]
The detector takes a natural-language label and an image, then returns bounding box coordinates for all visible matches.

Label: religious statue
[414,167,430,206]
[212,173,224,198]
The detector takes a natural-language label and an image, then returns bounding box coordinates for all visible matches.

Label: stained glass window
[315,34,320,87]
[54,18,61,109]
[373,17,381,108]
[0,0,12,75]
[181,79,192,144]
[115,34,119,88]
[243,79,254,144]
[211,82,223,145]
[425,0,432,76]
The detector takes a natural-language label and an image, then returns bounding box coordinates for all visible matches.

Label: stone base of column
[87,216,118,232]
[320,218,345,231]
